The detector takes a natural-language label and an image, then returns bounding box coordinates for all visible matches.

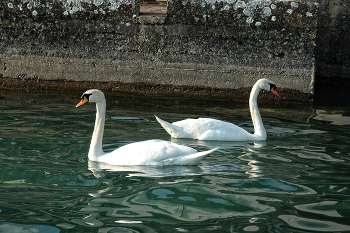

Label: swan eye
[81,93,92,101]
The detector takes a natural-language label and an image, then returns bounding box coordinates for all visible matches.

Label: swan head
[76,89,105,107]
[257,78,279,96]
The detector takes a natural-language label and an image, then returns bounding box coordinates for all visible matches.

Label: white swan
[156,78,279,141]
[76,89,217,166]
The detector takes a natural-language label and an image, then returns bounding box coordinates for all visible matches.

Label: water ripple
[279,215,350,232]
[0,96,349,232]
[225,179,316,195]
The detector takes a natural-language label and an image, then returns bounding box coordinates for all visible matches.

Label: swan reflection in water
[69,150,319,232]
[70,161,208,227]
[68,135,349,233]
[74,161,278,227]
[170,139,267,178]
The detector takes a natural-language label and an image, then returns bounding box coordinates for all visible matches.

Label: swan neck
[89,99,106,161]
[249,83,266,139]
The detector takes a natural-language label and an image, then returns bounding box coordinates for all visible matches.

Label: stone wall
[315,0,350,83]
[0,0,324,98]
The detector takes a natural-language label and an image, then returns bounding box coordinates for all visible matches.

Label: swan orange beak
[271,87,279,97]
[76,96,89,107]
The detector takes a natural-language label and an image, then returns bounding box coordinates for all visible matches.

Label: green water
[0,90,349,233]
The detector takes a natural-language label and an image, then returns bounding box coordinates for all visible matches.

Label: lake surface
[0,90,349,233]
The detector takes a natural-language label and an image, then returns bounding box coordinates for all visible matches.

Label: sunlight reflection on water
[314,110,350,125]
[279,215,350,232]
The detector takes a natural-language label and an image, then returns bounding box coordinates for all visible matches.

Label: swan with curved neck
[76,89,217,165]
[156,78,279,141]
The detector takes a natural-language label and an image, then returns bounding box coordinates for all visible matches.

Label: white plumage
[76,89,217,166]
[156,78,279,141]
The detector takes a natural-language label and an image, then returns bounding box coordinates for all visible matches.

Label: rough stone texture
[1,0,139,21]
[0,0,321,99]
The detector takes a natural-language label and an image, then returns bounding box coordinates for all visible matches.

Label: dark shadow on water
[313,76,350,109]
[3,81,350,124]
[0,89,315,123]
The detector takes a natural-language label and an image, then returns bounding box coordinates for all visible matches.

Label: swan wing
[155,116,191,138]
[192,119,253,141]
[98,139,215,166]
[161,147,218,166]
[158,117,253,141]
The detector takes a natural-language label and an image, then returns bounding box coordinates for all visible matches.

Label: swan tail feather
[155,116,187,138]
[161,148,218,166]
